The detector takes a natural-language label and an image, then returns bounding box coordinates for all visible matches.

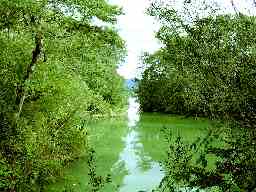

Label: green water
[47,97,212,192]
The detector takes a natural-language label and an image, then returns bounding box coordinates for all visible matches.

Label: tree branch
[16,32,43,121]
[231,0,243,16]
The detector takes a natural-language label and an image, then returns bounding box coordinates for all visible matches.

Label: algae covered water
[47,97,211,192]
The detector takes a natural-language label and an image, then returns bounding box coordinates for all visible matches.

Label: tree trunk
[16,32,43,121]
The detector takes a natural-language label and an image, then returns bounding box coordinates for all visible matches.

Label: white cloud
[109,0,256,79]
[109,0,161,79]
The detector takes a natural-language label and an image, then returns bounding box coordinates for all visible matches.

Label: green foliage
[0,0,126,191]
[87,147,112,192]
[138,1,256,191]
[155,120,256,192]
[137,12,256,118]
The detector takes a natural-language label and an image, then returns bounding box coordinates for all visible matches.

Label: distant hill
[125,79,136,89]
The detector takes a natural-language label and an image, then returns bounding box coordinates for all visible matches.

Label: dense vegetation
[138,12,256,118]
[137,1,256,191]
[0,0,127,191]
[1,0,255,191]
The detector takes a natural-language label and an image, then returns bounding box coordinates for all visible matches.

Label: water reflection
[115,97,164,192]
[127,97,140,127]
[47,97,211,192]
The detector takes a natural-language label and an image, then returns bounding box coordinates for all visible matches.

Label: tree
[0,0,126,191]
[137,0,256,191]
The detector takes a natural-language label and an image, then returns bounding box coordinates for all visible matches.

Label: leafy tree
[138,2,256,118]
[137,1,256,191]
[0,0,126,191]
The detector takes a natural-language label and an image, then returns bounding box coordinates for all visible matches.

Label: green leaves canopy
[0,0,126,191]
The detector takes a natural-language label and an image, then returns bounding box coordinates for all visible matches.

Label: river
[47,97,211,192]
